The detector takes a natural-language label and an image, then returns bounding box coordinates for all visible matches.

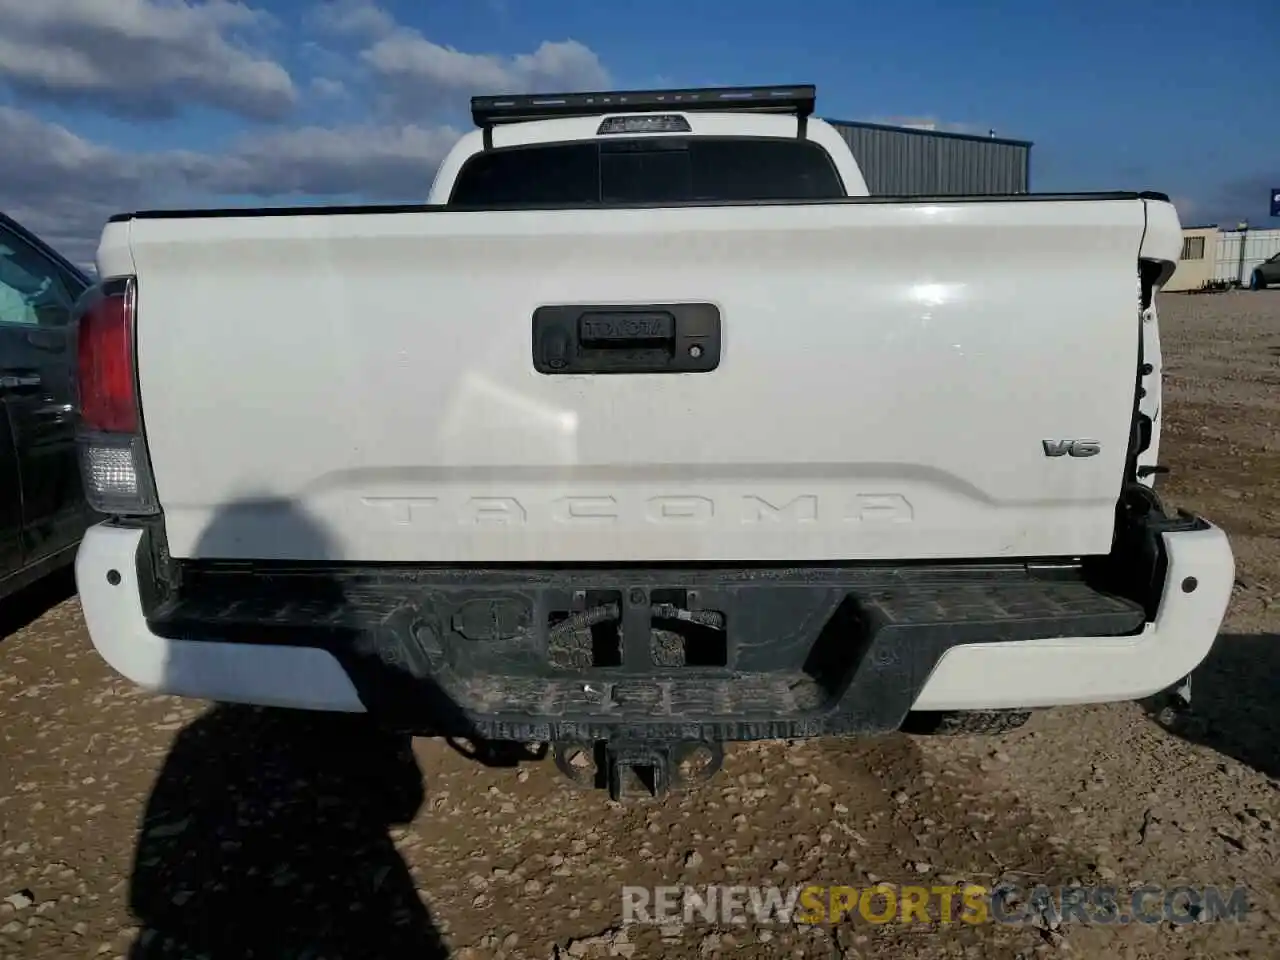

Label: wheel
[901,709,1032,736]
[1251,270,1267,291]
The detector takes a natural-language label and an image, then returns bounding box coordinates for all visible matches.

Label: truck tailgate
[116,198,1159,563]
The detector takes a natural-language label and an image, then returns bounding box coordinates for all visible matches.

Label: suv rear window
[448,137,845,208]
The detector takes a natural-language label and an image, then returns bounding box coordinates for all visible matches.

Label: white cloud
[188,122,463,198]
[0,107,165,266]
[310,76,348,99]
[0,0,297,120]
[366,36,609,101]
[0,2,612,265]
[306,5,613,120]
[0,106,462,267]
[308,0,397,40]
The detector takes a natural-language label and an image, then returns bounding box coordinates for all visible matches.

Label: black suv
[0,212,95,599]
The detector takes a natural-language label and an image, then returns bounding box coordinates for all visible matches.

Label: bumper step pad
[149,563,1146,740]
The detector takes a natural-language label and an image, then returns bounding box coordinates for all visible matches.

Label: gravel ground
[2,290,1279,960]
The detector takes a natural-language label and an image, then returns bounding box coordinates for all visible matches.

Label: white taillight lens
[84,443,137,496]
[78,433,158,515]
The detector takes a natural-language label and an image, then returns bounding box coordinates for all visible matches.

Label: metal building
[825,119,1032,196]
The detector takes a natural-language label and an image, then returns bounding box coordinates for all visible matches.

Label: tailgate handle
[533,303,720,375]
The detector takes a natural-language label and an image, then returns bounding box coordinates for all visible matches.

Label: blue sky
[0,0,1276,264]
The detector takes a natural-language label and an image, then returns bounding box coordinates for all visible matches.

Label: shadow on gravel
[1143,633,1280,780]
[0,565,75,642]
[127,498,459,958]
[127,706,448,959]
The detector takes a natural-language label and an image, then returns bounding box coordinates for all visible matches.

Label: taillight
[74,277,158,516]
[78,278,138,432]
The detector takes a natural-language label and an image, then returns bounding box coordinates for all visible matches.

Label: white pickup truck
[73,85,1233,797]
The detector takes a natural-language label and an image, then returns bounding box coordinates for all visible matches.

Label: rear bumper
[912,522,1232,710]
[77,524,365,713]
[75,520,1234,735]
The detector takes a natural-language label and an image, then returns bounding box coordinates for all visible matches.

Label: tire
[901,709,1032,736]
[1251,270,1266,291]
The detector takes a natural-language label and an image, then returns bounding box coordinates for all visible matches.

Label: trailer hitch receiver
[552,739,724,800]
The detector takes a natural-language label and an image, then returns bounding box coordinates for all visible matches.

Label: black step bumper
[144,557,1149,741]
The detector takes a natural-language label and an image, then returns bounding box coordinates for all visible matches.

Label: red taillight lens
[77,279,138,434]
[74,276,157,515]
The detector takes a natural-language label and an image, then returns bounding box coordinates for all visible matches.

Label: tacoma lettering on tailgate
[361,494,913,526]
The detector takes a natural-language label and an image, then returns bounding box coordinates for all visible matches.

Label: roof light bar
[471,84,817,128]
